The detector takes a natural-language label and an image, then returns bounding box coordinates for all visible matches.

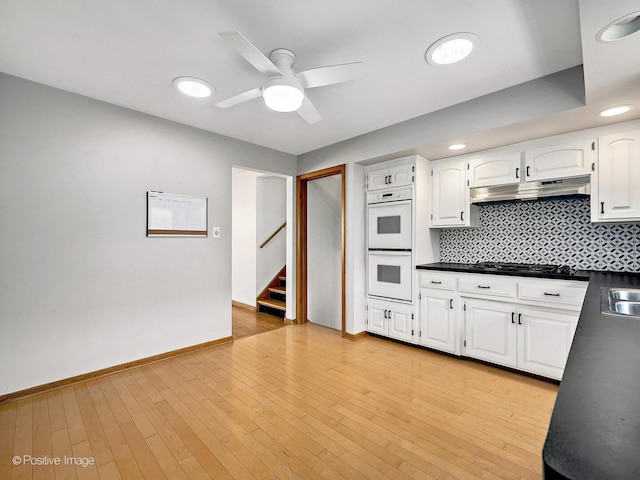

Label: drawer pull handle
[430,281,442,284]
[543,292,560,297]
[477,285,491,289]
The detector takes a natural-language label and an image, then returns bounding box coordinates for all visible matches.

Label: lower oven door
[367,251,412,301]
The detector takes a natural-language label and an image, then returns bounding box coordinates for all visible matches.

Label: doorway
[231,167,294,339]
[297,165,346,336]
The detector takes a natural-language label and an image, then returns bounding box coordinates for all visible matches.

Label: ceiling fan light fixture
[426,33,478,65]
[599,105,632,117]
[173,76,214,98]
[262,78,304,112]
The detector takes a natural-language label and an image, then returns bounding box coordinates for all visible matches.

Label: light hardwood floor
[232,306,285,340]
[0,323,557,480]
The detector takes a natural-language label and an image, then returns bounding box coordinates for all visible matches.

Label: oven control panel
[368,187,413,204]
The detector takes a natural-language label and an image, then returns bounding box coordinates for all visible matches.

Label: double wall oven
[367,187,413,302]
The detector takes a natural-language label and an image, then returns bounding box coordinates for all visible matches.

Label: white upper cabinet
[523,138,595,181]
[367,163,414,191]
[467,151,522,188]
[592,129,640,222]
[431,158,478,227]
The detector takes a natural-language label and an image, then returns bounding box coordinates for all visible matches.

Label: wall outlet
[211,227,221,238]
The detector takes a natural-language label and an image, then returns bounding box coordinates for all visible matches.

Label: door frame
[296,165,346,336]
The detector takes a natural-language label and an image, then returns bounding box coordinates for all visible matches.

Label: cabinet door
[524,138,594,181]
[367,167,390,191]
[388,303,414,343]
[431,159,466,226]
[388,164,414,187]
[366,301,387,335]
[464,299,516,368]
[418,289,455,353]
[516,308,578,380]
[596,130,640,221]
[468,152,521,188]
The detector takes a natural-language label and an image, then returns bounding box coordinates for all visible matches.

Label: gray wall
[0,73,296,395]
[307,176,342,330]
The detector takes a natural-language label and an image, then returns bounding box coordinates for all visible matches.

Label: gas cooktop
[471,262,575,275]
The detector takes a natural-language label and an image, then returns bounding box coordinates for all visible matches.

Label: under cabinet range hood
[470,176,591,204]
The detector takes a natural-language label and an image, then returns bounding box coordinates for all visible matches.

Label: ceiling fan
[215,31,364,124]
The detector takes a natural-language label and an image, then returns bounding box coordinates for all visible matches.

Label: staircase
[257,267,286,319]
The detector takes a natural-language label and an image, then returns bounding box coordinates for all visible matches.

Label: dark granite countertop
[543,271,640,480]
[416,262,590,281]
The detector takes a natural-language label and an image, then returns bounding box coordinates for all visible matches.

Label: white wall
[307,176,342,330]
[0,73,296,396]
[345,163,367,335]
[256,176,287,293]
[231,169,261,306]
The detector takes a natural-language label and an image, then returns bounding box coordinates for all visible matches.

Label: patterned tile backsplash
[439,198,639,272]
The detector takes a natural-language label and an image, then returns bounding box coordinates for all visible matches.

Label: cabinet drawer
[518,281,587,307]
[419,272,456,290]
[458,275,516,298]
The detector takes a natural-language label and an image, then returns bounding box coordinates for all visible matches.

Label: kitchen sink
[601,288,640,318]
[610,289,640,302]
[613,301,640,316]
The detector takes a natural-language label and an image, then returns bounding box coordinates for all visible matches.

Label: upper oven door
[367,200,412,250]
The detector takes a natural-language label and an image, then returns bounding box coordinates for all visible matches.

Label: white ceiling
[1,0,640,158]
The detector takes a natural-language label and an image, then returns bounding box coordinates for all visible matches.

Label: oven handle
[368,249,412,254]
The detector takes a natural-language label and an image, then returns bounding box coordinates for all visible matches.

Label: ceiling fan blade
[219,31,282,76]
[214,87,263,108]
[297,97,322,124]
[296,62,364,89]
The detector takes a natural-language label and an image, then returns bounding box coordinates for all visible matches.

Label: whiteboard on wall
[147,191,208,236]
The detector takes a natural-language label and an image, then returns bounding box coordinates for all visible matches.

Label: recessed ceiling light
[448,143,467,151]
[426,33,479,66]
[596,11,640,42]
[173,77,214,98]
[599,105,633,117]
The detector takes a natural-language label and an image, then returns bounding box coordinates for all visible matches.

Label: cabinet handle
[526,166,531,177]
[430,280,442,284]
[384,175,389,185]
[601,201,604,214]
[477,285,491,289]
[518,313,522,325]
[460,211,464,221]
[543,292,560,297]
[449,299,453,309]
[515,167,519,179]
[385,309,389,319]
[511,312,515,324]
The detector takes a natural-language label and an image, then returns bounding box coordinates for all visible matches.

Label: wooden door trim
[296,164,346,337]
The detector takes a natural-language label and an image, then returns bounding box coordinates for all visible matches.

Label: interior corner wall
[0,73,296,396]
[232,169,261,306]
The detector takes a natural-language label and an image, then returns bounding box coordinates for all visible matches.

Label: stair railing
[260,222,286,249]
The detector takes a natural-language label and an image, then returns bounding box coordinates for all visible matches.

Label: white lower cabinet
[464,299,517,368]
[463,299,579,380]
[367,298,414,343]
[418,289,456,354]
[517,307,578,380]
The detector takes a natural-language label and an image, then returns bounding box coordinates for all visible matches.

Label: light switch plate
[211,227,221,238]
